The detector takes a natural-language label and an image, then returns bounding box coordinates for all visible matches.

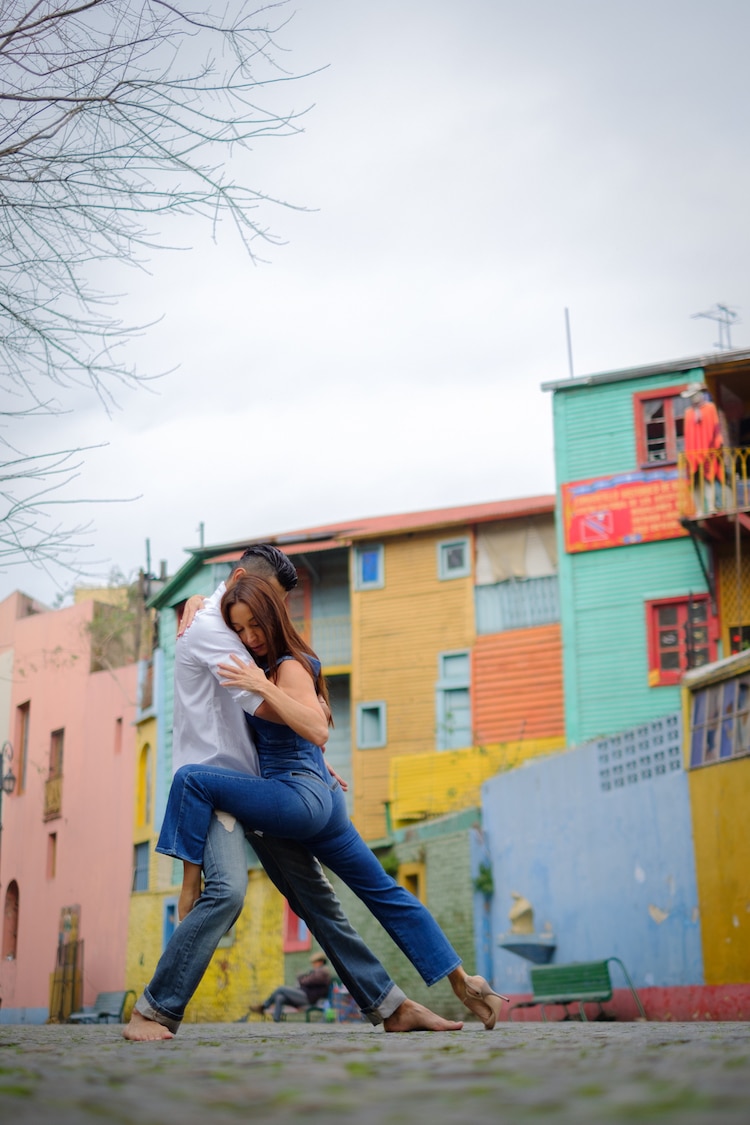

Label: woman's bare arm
[218,654,329,746]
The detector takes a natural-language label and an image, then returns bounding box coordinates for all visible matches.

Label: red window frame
[282,901,311,953]
[646,595,718,687]
[633,385,689,468]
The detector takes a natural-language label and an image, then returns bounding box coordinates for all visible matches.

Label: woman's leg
[309,792,505,1028]
[310,811,460,987]
[156,765,332,864]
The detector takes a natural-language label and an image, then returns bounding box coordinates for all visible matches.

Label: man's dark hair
[238,543,298,591]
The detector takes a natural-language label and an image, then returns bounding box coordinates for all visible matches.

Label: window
[47,833,57,879]
[398,862,426,904]
[49,729,64,779]
[44,729,63,821]
[2,881,19,961]
[132,842,149,892]
[729,626,750,654]
[283,901,311,953]
[354,545,384,590]
[436,651,472,750]
[438,537,471,580]
[163,898,178,950]
[15,702,30,795]
[689,672,750,768]
[140,659,154,712]
[646,596,717,686]
[137,745,153,826]
[356,702,387,748]
[634,387,688,467]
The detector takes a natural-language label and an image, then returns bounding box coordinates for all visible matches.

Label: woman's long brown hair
[221,575,332,724]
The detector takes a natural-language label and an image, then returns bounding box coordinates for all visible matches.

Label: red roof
[205,494,555,564]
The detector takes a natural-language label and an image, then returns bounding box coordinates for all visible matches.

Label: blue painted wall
[479,731,703,998]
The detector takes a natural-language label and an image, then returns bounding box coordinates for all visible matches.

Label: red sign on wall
[562,468,686,553]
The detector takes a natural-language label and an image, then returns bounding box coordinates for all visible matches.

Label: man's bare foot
[122,1009,175,1041]
[383,998,463,1032]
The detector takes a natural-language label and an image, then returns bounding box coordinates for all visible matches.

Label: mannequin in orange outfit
[682,381,724,514]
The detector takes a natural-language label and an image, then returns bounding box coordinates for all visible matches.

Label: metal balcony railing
[678,448,750,520]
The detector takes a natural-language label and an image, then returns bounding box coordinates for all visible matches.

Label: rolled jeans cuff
[134,991,181,1035]
[373,984,407,1023]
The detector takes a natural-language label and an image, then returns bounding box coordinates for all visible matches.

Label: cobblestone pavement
[1,1019,749,1124]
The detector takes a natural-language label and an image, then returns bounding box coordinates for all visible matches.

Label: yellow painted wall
[717,549,750,654]
[125,857,286,1022]
[688,756,750,984]
[125,714,286,1021]
[351,531,475,839]
[185,870,284,1023]
[389,738,566,826]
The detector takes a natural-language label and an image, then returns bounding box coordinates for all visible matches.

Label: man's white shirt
[172,582,264,777]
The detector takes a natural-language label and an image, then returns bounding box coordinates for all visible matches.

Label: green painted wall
[551,367,711,745]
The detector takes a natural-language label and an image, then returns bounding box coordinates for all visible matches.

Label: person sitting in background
[251,952,332,1022]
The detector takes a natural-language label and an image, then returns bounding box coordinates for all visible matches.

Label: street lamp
[0,740,16,827]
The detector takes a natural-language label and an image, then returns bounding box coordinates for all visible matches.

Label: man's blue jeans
[135,813,406,1032]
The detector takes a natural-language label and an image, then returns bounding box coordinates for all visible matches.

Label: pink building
[0,591,137,1024]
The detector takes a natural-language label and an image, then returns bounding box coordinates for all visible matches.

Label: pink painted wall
[0,594,137,1019]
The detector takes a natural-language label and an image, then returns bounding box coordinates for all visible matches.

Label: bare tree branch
[0,0,313,579]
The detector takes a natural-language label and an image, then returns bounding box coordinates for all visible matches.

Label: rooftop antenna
[690,303,740,351]
[197,521,205,548]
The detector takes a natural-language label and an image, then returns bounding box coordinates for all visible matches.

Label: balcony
[44,775,62,821]
[678,448,750,541]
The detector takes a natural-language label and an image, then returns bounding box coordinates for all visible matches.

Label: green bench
[508,958,646,1022]
[68,989,135,1024]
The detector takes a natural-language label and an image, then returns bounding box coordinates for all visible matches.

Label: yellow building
[683,649,750,984]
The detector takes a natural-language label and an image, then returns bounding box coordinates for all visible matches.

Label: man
[252,952,332,1023]
[124,545,463,1040]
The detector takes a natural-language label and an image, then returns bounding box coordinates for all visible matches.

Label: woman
[157,575,506,1028]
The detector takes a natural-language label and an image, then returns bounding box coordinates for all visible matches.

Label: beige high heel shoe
[462,975,509,1030]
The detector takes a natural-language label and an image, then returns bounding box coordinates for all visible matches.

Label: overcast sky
[4,0,750,606]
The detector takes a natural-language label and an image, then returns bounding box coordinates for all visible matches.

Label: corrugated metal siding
[351,531,475,840]
[566,538,709,743]
[473,624,564,742]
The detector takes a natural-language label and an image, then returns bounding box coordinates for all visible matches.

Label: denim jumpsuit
[157,657,460,987]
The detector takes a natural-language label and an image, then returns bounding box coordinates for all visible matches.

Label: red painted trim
[504,984,750,1022]
[645,594,718,687]
[633,384,689,468]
